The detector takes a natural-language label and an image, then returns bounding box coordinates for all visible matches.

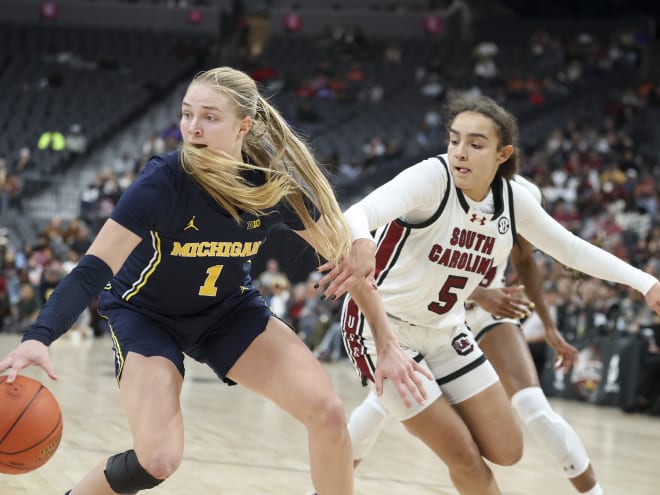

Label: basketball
[0,375,63,474]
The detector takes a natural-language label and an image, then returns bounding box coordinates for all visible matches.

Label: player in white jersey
[344,175,604,495]
[318,96,660,495]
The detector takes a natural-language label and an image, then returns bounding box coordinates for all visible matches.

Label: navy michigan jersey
[101,150,310,318]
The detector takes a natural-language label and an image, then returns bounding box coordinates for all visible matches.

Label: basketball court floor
[0,333,657,494]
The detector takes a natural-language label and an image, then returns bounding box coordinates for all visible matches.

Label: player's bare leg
[228,317,353,495]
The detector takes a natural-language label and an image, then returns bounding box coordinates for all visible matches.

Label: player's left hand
[316,238,377,299]
[645,281,660,315]
[471,286,534,319]
[544,325,578,373]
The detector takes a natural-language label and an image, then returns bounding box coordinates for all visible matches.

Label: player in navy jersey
[0,67,428,495]
[319,95,660,495]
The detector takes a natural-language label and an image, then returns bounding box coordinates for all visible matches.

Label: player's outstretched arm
[348,277,433,408]
[1,219,142,384]
[510,236,578,371]
[296,221,432,406]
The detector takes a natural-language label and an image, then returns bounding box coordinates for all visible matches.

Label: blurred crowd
[0,19,658,415]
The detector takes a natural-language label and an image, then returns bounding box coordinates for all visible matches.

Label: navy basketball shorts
[98,290,272,384]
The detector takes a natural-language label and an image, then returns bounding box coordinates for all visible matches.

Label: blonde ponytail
[180,67,350,264]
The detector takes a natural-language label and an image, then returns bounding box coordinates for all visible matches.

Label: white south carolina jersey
[360,154,516,330]
[342,151,657,397]
[466,174,543,337]
[344,153,657,332]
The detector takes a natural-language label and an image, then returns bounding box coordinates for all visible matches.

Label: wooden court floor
[0,333,657,495]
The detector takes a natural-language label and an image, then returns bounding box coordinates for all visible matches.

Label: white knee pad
[347,391,392,461]
[511,387,590,478]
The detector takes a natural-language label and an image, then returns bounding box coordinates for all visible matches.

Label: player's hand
[645,282,660,315]
[373,340,433,408]
[470,285,534,319]
[544,325,578,373]
[0,340,57,383]
[316,238,377,299]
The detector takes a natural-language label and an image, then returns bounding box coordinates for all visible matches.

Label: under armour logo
[469,213,486,225]
[184,216,199,231]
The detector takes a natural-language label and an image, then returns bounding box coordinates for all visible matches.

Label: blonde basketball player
[0,67,428,495]
[319,95,660,495]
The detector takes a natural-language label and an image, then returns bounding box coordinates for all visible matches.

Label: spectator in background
[37,129,66,151]
[65,123,88,157]
[284,281,307,333]
[160,121,183,151]
[266,274,290,319]
[113,152,136,176]
[12,282,41,334]
[635,325,660,414]
[283,4,302,33]
[257,258,286,291]
[141,132,166,162]
[38,260,64,304]
[80,177,101,227]
[0,158,22,215]
[13,147,34,174]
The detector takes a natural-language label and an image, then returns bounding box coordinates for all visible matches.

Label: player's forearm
[515,256,554,329]
[348,280,397,349]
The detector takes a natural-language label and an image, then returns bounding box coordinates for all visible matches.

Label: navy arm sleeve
[22,255,114,345]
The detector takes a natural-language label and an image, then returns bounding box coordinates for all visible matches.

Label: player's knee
[511,386,590,478]
[138,449,183,481]
[445,440,485,473]
[478,420,523,466]
[104,450,168,494]
[307,393,347,433]
[511,386,551,422]
[486,441,523,466]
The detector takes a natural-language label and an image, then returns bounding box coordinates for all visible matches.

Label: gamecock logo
[452,332,474,356]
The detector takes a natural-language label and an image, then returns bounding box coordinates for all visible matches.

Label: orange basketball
[0,375,63,474]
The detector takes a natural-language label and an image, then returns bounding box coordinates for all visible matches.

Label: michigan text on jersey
[170,241,262,257]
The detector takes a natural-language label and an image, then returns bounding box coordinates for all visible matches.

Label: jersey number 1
[199,265,223,296]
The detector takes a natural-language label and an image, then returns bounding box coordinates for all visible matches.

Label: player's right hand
[0,340,57,383]
[373,339,433,408]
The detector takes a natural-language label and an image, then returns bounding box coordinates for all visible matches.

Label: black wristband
[23,254,114,346]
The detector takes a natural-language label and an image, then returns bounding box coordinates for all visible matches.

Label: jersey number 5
[199,264,223,296]
[427,275,468,315]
